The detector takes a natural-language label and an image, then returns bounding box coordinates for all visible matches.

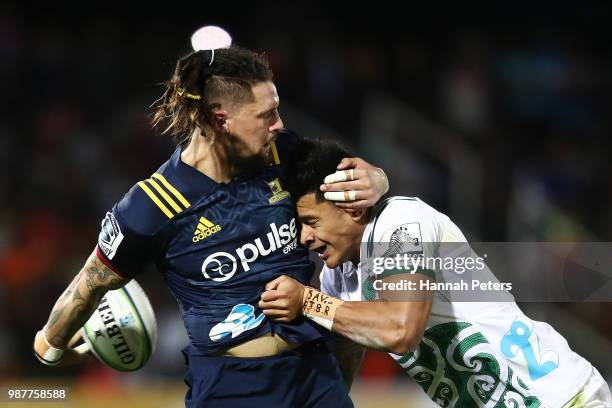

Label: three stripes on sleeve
[137,173,191,219]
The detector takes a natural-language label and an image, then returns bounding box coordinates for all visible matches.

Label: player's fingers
[264,276,284,291]
[261,306,282,315]
[336,157,362,170]
[57,347,94,367]
[261,309,287,319]
[260,298,289,310]
[46,347,94,367]
[74,343,90,355]
[323,168,368,183]
[260,291,283,302]
[349,168,367,179]
[324,190,360,202]
[324,169,356,185]
[258,298,278,309]
[320,180,367,193]
[68,330,82,348]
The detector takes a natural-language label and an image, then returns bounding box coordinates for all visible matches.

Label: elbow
[387,322,425,355]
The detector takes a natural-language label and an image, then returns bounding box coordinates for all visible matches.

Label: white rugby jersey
[320,196,592,408]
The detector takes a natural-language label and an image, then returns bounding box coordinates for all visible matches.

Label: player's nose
[269,113,283,132]
[299,225,314,247]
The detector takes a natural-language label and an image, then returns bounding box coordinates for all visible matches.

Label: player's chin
[323,256,340,269]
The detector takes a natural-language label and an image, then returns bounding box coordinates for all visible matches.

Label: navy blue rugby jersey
[95,130,328,355]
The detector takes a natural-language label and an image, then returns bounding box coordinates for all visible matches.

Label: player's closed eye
[304,219,319,227]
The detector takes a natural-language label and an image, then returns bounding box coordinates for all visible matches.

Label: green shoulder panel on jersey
[136,173,191,219]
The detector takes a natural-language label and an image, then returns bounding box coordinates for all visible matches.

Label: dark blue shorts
[182,341,353,408]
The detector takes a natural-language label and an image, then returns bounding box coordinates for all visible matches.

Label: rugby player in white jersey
[259,138,611,408]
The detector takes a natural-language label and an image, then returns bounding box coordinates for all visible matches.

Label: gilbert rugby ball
[80,279,157,371]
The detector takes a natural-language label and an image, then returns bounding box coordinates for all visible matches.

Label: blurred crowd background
[1,3,611,407]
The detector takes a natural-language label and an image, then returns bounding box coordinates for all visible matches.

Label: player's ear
[210,109,229,133]
[345,207,367,222]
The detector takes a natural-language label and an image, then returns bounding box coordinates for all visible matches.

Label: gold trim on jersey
[147,178,182,213]
[152,173,191,208]
[270,141,280,165]
[137,174,191,219]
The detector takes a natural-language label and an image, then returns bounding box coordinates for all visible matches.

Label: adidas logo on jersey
[193,217,222,242]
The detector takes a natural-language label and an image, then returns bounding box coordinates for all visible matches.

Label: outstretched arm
[259,274,431,355]
[33,249,129,366]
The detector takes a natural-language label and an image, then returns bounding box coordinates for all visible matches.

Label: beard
[223,131,271,175]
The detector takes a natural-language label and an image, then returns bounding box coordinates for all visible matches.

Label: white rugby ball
[80,279,157,371]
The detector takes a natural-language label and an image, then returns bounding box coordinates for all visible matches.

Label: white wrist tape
[35,329,64,366]
[303,313,334,330]
[302,287,344,331]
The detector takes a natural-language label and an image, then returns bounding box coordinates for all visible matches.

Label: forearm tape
[302,287,344,330]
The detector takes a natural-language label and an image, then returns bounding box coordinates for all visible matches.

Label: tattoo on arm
[44,252,127,348]
[47,308,63,327]
[85,257,124,292]
[72,285,84,301]
[48,294,93,348]
[46,273,81,328]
